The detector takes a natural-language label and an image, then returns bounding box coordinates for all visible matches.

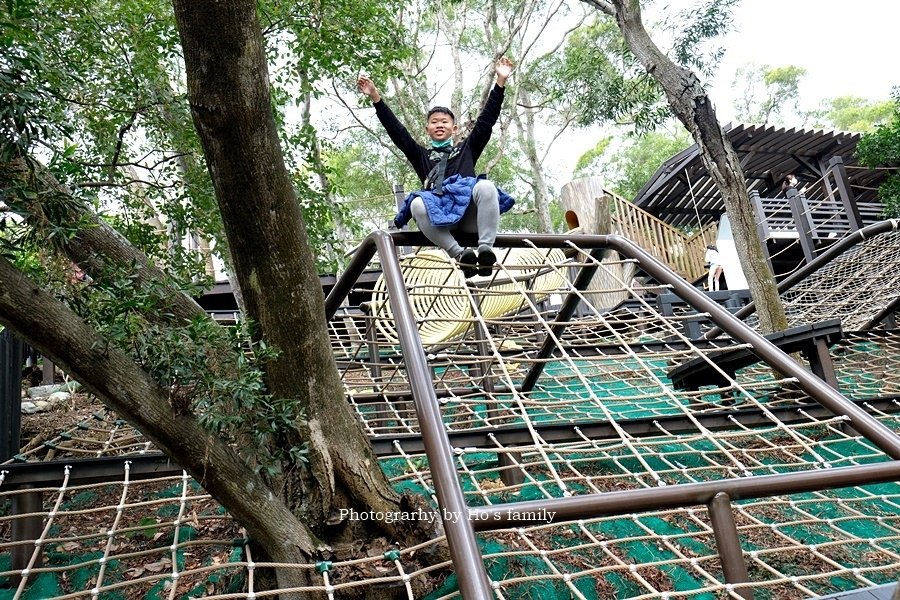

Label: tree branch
[108,111,138,177]
[580,0,615,16]
[0,158,208,324]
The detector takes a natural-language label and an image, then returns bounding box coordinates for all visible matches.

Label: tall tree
[809,95,895,133]
[581,0,788,333]
[2,0,443,595]
[732,64,806,125]
[732,63,806,126]
[575,127,692,201]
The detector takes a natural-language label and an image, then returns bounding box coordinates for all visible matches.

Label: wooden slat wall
[608,194,717,281]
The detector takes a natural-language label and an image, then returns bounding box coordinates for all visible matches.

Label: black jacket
[374,84,505,188]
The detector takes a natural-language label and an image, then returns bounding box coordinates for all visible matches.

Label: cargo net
[3,451,900,599]
[4,237,900,598]
[778,229,900,330]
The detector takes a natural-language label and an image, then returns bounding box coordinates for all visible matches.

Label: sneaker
[477,248,496,277]
[456,248,477,278]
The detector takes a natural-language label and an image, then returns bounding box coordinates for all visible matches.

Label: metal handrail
[369,231,493,599]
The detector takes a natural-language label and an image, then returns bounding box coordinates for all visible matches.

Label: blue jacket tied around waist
[394,174,515,229]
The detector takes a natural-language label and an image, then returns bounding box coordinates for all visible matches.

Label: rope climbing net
[778,229,900,330]
[4,232,900,598]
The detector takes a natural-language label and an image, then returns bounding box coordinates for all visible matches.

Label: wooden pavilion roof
[632,123,886,228]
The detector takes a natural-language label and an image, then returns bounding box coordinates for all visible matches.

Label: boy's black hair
[427,106,456,122]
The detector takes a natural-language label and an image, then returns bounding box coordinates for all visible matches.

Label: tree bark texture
[600,0,788,333]
[171,0,409,536]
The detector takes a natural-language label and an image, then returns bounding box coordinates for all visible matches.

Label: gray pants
[409,179,500,258]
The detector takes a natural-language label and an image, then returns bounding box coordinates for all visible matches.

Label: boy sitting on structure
[357,58,515,277]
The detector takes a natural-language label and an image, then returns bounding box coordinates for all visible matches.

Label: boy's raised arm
[358,76,426,180]
[468,58,514,159]
[494,57,513,88]
[357,76,382,104]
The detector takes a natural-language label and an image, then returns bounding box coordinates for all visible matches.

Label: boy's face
[426,111,457,142]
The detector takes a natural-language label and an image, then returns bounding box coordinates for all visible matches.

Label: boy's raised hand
[494,57,514,86]
[357,76,381,103]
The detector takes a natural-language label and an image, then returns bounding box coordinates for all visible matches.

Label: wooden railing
[608,194,717,282]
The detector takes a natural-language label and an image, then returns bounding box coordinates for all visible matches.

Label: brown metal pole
[498,451,525,487]
[470,461,900,531]
[372,231,493,599]
[707,492,753,600]
[324,236,378,321]
[520,248,605,393]
[10,486,44,585]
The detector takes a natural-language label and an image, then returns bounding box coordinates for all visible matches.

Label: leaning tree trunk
[593,0,787,334]
[0,159,208,325]
[171,0,427,543]
[0,256,318,587]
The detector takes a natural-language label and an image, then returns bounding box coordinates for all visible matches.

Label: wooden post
[749,190,773,265]
[787,189,817,263]
[805,339,840,391]
[11,487,44,583]
[41,357,54,386]
[827,156,863,231]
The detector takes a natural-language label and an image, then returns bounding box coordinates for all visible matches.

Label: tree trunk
[516,86,554,233]
[445,10,466,127]
[300,71,347,271]
[0,255,318,590]
[599,0,787,333]
[171,0,422,540]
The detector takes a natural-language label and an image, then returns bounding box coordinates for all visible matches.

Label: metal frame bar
[469,461,900,530]
[708,492,753,599]
[520,248,605,393]
[8,394,897,484]
[371,395,900,457]
[369,231,493,598]
[2,454,183,487]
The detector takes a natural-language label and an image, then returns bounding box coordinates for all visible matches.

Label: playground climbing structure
[4,228,900,599]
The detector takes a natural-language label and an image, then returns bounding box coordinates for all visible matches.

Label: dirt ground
[16,391,110,460]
